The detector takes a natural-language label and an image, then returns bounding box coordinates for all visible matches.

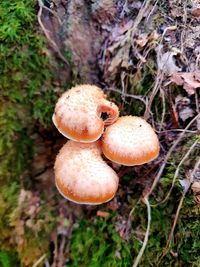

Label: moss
[0,0,64,265]
[68,217,132,267]
[0,250,19,267]
[68,139,199,267]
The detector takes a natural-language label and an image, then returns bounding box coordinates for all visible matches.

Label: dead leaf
[135,33,149,47]
[107,43,130,73]
[175,95,194,122]
[170,72,200,95]
[171,73,184,86]
[179,106,194,122]
[181,72,200,95]
[157,51,181,75]
[135,30,159,48]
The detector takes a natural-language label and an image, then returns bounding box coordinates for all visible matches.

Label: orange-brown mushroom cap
[101,116,160,166]
[54,141,119,205]
[53,84,119,143]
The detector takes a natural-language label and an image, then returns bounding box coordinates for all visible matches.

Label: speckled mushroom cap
[54,140,119,205]
[53,84,119,143]
[101,116,160,166]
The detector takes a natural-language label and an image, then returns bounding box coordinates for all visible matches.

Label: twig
[147,113,200,198]
[158,87,166,132]
[158,157,200,263]
[145,0,159,23]
[37,0,69,65]
[127,0,152,41]
[132,197,151,267]
[180,1,189,54]
[157,129,198,133]
[107,87,147,106]
[32,254,46,267]
[153,140,198,206]
[38,0,62,24]
[128,199,140,219]
[144,70,163,120]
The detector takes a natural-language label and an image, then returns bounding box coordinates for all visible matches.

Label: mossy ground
[0,1,199,267]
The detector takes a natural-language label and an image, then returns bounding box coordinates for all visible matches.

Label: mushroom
[101,116,160,166]
[54,140,119,204]
[53,84,119,142]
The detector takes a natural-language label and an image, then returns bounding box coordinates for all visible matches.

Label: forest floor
[0,0,200,267]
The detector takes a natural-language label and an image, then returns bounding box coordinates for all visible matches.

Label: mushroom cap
[53,84,119,143]
[54,141,119,205]
[101,116,160,166]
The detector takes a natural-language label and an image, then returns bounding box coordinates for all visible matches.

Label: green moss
[0,250,19,267]
[0,0,64,265]
[68,139,199,267]
[68,217,132,267]
[0,0,56,180]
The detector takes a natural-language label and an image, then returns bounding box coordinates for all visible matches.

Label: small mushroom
[54,140,119,204]
[53,84,119,142]
[101,116,160,166]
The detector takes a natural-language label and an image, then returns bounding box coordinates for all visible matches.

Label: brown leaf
[170,73,184,86]
[170,72,200,95]
[181,72,200,95]
[135,30,159,48]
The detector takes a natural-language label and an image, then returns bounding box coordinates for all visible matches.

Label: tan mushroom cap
[101,116,160,166]
[53,84,119,143]
[54,141,119,205]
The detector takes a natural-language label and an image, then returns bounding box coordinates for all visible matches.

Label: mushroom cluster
[53,84,160,205]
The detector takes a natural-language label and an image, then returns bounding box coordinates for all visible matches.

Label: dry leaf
[170,73,184,86]
[107,43,130,73]
[157,51,181,75]
[181,72,200,95]
[179,106,194,122]
[171,72,200,95]
[135,30,159,48]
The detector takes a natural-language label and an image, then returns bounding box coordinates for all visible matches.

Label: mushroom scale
[101,116,160,166]
[54,141,119,205]
[53,84,119,143]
